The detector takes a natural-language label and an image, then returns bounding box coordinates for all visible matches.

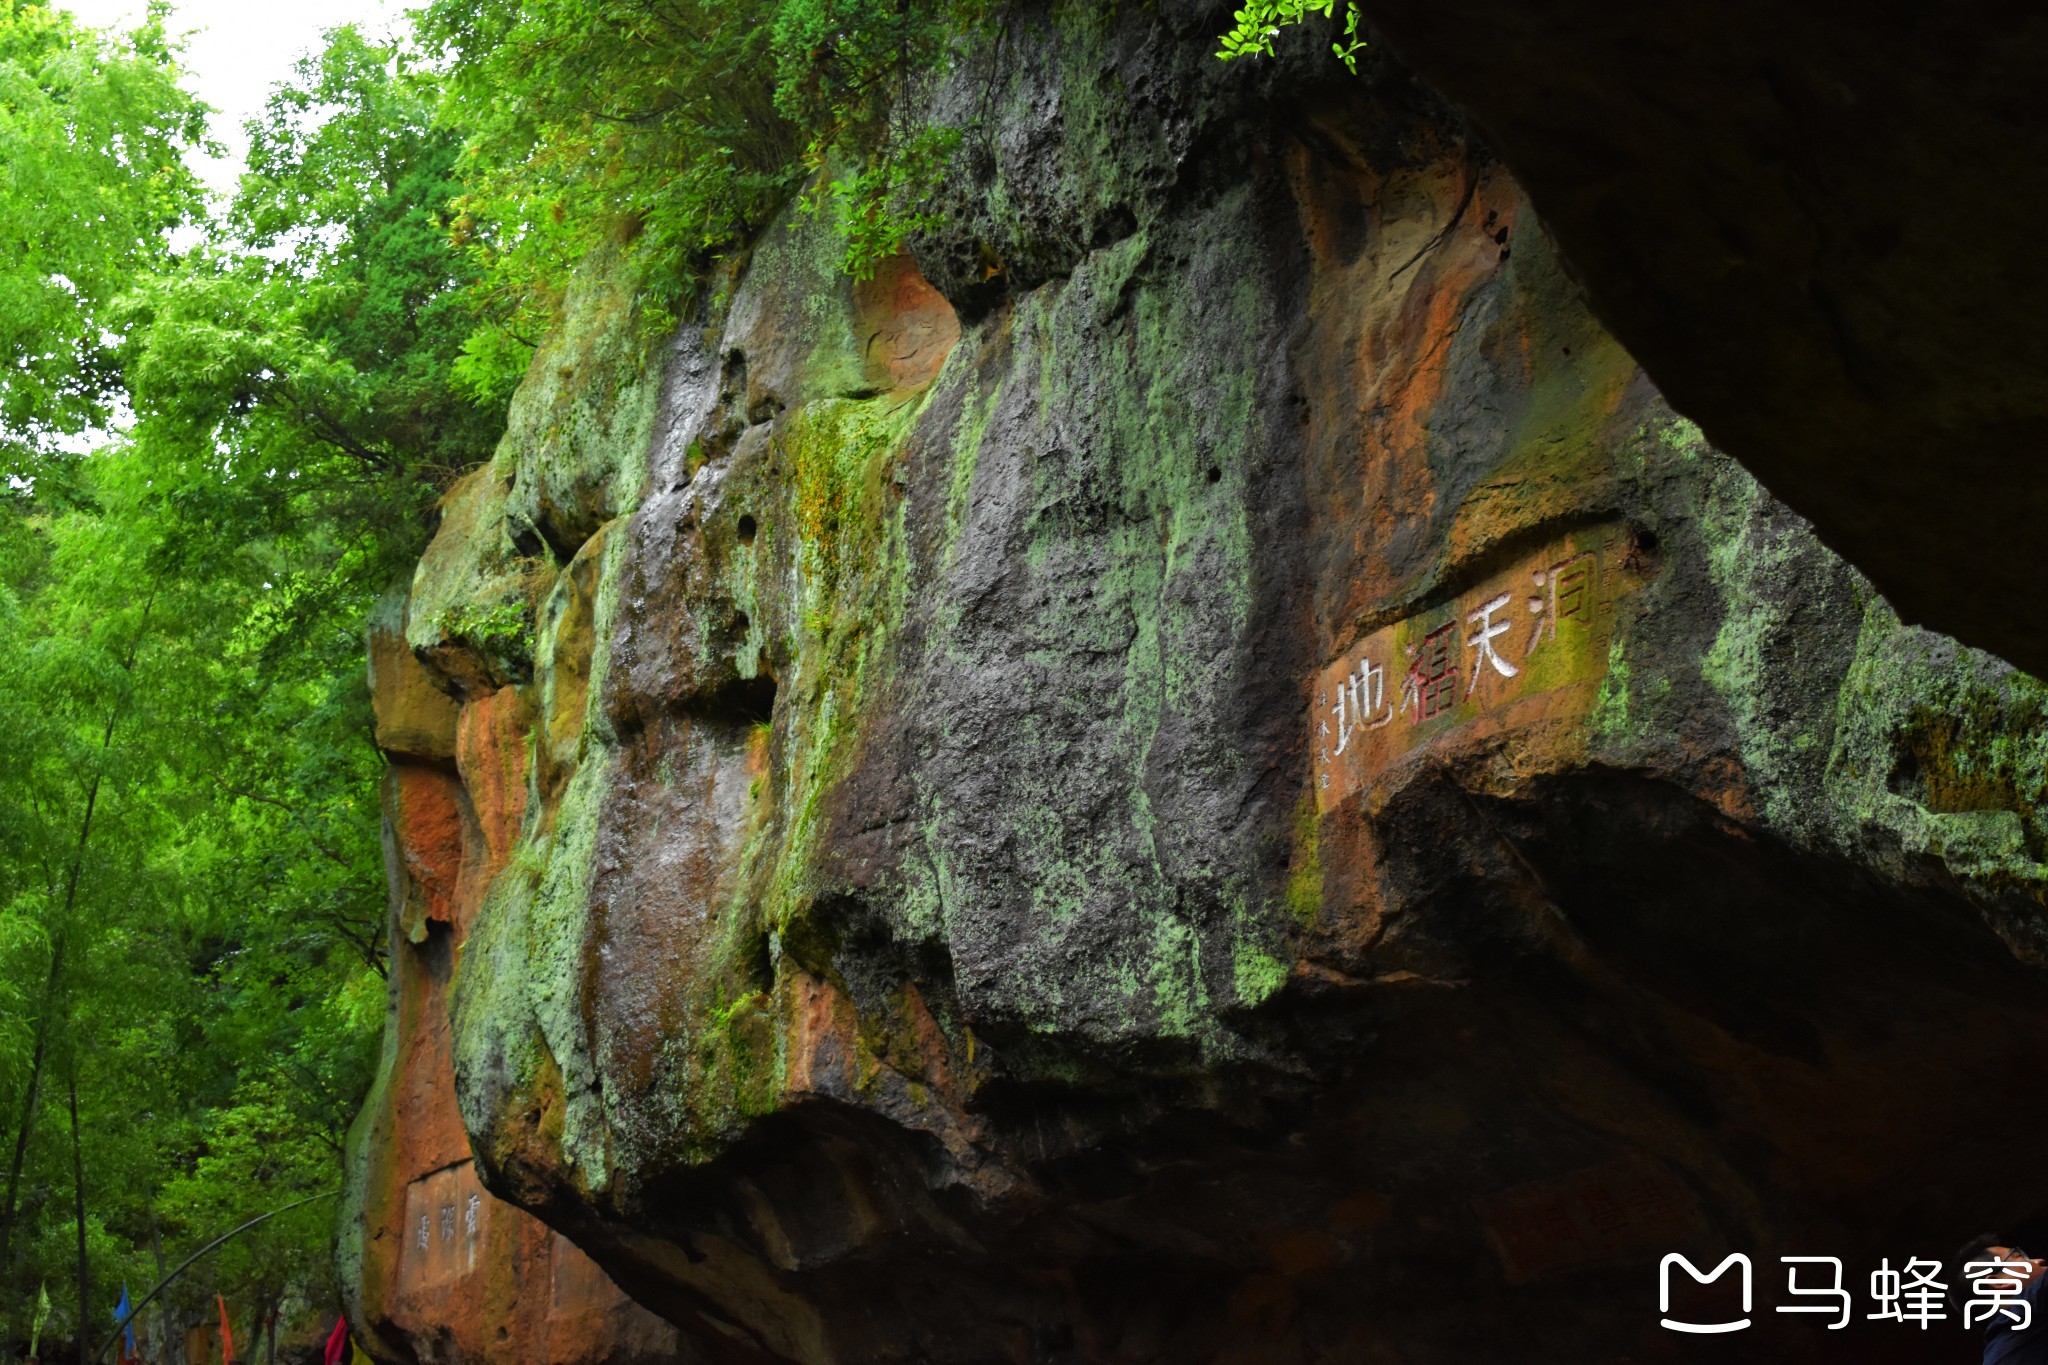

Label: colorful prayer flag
[322,1318,348,1365]
[113,1284,136,1359]
[217,1293,234,1365]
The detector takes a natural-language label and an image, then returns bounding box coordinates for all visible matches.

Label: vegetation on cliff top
[420,0,977,396]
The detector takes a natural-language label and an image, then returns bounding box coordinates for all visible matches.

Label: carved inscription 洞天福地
[1314,529,1635,811]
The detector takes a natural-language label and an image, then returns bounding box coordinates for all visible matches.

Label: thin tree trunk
[69,1069,88,1365]
[0,935,65,1279]
[146,1205,168,1365]
[0,583,158,1284]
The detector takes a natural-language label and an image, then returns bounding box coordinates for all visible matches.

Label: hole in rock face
[736,513,757,544]
[509,520,550,561]
[719,349,749,407]
[1625,524,1663,575]
[744,930,774,993]
[692,672,778,727]
[534,514,587,565]
[418,918,455,986]
[1090,206,1139,249]
[1206,466,1222,484]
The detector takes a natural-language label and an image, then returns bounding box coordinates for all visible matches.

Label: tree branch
[209,779,356,871]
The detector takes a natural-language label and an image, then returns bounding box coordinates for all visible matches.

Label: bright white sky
[57,0,402,196]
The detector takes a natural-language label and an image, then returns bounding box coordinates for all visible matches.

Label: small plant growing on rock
[1216,0,1367,72]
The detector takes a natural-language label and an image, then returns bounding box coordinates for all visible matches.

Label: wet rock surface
[346,3,2048,1361]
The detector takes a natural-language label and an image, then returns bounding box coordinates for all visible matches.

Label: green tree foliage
[417,0,802,396]
[0,455,387,1357]
[768,0,968,275]
[121,24,503,596]
[229,26,505,484]
[0,0,204,484]
[0,12,489,1358]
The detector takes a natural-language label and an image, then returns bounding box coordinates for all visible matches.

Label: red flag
[323,1319,348,1365]
[216,1295,234,1365]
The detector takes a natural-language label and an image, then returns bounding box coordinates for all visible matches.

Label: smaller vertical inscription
[400,1162,494,1291]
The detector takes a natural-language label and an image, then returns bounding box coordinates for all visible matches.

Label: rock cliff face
[343,4,2048,1361]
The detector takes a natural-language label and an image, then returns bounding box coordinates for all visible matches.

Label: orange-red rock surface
[341,627,680,1365]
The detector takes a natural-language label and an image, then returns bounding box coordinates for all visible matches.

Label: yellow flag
[30,1280,49,1357]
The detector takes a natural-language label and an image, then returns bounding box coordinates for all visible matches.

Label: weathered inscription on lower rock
[399,1159,488,1290]
[1314,528,1635,811]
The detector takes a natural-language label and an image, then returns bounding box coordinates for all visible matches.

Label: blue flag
[113,1284,135,1357]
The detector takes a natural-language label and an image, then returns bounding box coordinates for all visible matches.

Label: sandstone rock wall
[343,3,2048,1360]
[341,607,683,1365]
